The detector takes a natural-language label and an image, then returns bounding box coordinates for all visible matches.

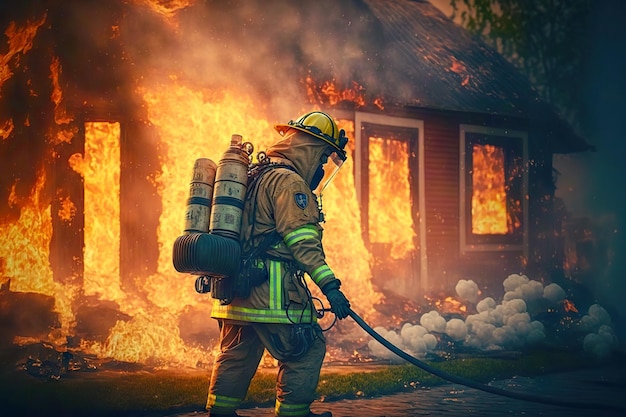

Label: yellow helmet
[274,111,348,160]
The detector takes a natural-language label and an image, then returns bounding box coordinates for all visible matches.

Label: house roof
[0,0,591,153]
[189,0,588,153]
[359,0,592,153]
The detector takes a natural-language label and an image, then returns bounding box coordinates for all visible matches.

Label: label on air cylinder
[210,204,242,238]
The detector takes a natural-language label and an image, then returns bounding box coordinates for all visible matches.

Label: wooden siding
[423,112,460,292]
[408,109,544,293]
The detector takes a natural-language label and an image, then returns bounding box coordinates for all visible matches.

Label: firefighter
[206,111,351,417]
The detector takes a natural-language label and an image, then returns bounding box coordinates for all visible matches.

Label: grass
[0,347,604,417]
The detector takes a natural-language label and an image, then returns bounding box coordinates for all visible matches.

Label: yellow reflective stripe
[211,300,314,323]
[311,264,333,284]
[207,393,242,410]
[269,260,282,310]
[283,225,318,247]
[275,399,310,417]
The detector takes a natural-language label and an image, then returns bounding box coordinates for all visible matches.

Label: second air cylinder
[209,134,251,240]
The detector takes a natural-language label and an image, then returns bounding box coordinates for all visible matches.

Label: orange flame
[79,122,123,301]
[50,56,73,126]
[320,120,381,306]
[0,173,53,294]
[368,136,416,259]
[1,13,390,366]
[0,171,79,338]
[132,0,195,28]
[306,75,375,108]
[0,14,47,87]
[563,299,578,313]
[0,119,14,140]
[471,143,507,234]
[140,80,380,312]
[450,56,471,87]
[436,296,467,315]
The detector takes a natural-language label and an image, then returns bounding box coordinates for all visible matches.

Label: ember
[564,299,578,313]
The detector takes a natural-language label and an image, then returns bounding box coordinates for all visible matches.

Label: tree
[449,0,592,132]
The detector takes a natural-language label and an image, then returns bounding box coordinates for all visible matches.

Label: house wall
[401,108,556,296]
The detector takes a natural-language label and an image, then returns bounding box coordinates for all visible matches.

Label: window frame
[354,111,428,288]
[459,124,529,255]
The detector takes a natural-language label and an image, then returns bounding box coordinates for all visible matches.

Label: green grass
[0,349,602,417]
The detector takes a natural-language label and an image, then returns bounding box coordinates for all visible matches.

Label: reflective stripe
[211,260,315,324]
[284,225,319,248]
[310,264,333,285]
[211,302,314,323]
[269,259,282,310]
[275,400,310,417]
[210,258,318,324]
[207,393,242,411]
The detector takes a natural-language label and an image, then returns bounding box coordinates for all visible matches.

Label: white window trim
[459,124,529,256]
[354,112,428,291]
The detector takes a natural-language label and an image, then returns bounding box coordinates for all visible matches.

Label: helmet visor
[314,151,345,197]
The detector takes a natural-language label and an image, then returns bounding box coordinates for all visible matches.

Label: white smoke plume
[543,282,567,303]
[455,279,480,303]
[579,304,619,358]
[367,323,437,360]
[366,274,619,361]
[419,310,447,333]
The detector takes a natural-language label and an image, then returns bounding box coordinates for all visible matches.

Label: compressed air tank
[209,134,251,240]
[183,158,217,233]
[172,135,253,303]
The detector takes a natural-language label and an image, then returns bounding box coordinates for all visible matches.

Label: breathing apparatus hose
[347,308,626,412]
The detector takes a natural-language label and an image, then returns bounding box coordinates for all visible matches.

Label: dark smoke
[0,0,388,220]
[553,0,626,338]
[122,0,388,117]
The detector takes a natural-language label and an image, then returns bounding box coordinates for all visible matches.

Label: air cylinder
[209,134,251,240]
[183,158,217,233]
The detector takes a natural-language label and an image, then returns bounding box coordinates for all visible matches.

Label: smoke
[552,0,626,329]
[368,322,438,360]
[454,279,479,303]
[543,283,566,304]
[419,310,446,333]
[116,0,385,120]
[579,304,619,358]
[2,1,386,366]
[367,275,620,363]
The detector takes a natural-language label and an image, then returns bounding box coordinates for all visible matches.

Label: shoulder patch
[294,192,309,209]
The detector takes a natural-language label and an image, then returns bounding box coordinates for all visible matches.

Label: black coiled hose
[348,308,625,412]
[172,232,241,277]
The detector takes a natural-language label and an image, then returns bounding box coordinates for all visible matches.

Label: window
[354,112,428,289]
[459,125,528,253]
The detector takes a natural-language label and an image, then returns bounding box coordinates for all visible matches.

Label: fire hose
[347,307,626,412]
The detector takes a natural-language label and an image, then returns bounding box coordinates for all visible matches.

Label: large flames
[368,136,416,259]
[0,4,514,369]
[1,63,380,366]
[80,122,122,300]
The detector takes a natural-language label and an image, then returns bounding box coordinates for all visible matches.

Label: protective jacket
[210,132,340,324]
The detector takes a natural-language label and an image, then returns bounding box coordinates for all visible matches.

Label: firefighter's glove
[322,280,351,320]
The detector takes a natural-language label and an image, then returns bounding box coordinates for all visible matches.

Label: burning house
[0,0,592,368]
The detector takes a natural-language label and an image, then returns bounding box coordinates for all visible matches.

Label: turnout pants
[207,319,326,417]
